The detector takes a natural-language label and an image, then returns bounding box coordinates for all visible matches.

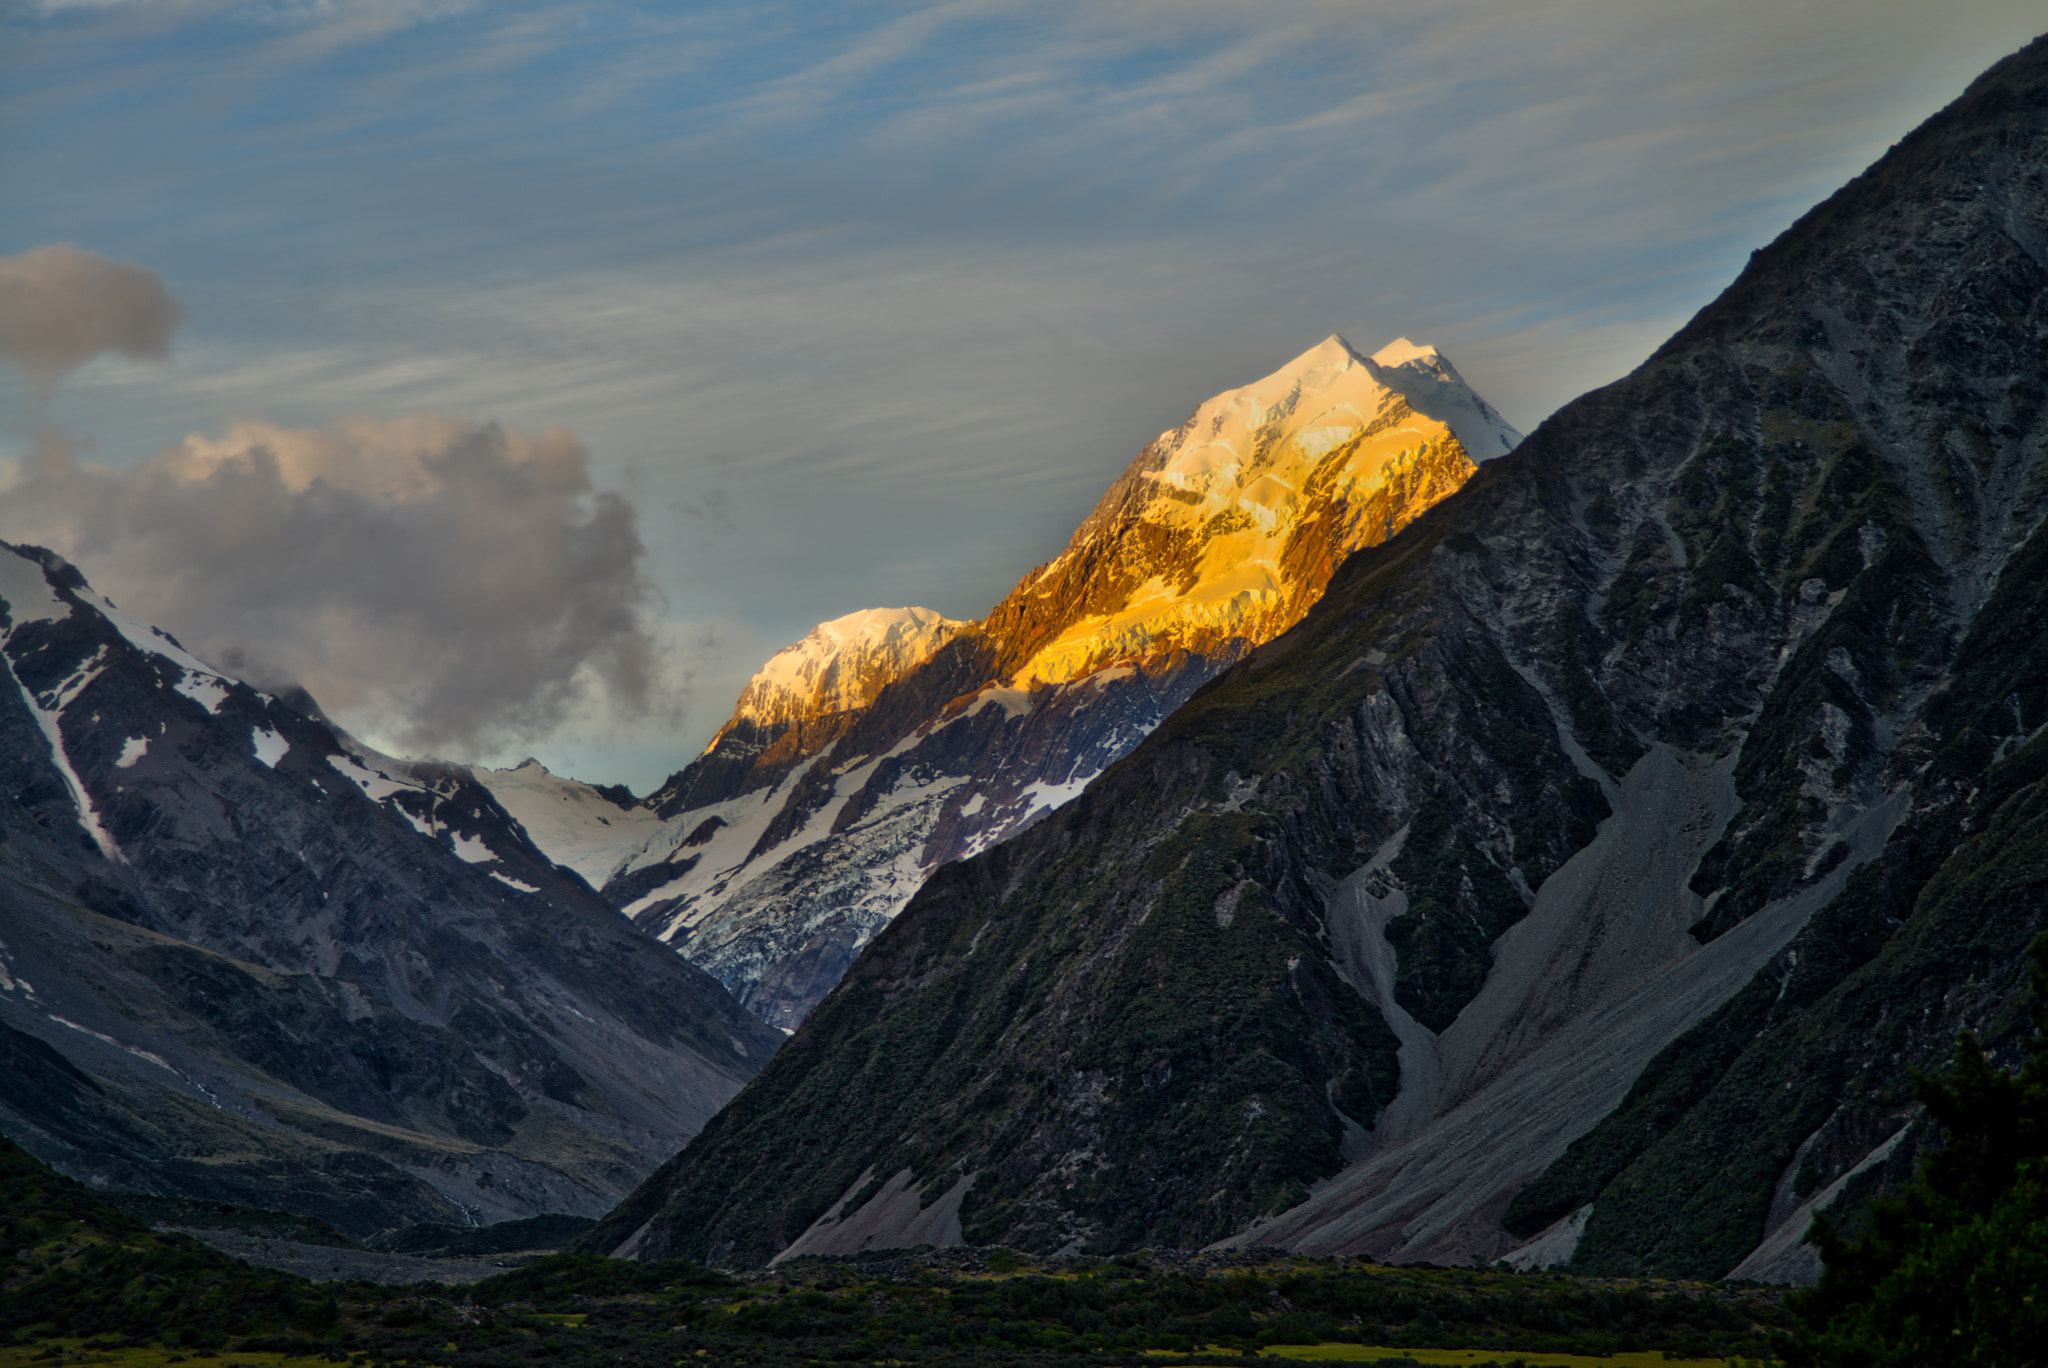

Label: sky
[1,0,2042,792]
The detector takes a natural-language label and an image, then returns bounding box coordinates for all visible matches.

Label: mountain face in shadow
[0,543,782,1236]
[578,33,2048,1277]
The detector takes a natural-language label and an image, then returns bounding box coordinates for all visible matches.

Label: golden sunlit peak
[1005,335,1519,690]
[719,606,963,738]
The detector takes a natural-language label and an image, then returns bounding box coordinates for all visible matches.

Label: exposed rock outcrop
[579,33,2048,1276]
[0,544,782,1234]
[565,337,1518,1029]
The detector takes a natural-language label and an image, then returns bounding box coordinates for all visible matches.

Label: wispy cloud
[4,0,2043,785]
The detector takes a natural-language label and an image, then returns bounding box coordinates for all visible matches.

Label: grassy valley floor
[1257,1347,1740,1366]
[3,1136,1784,1366]
[6,1248,1788,1368]
[0,1345,1756,1368]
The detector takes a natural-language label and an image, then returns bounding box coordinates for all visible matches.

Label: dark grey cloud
[0,413,672,756]
[0,244,181,392]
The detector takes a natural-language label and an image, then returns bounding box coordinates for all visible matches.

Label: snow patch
[7,660,122,863]
[471,758,668,889]
[1295,425,1357,459]
[324,750,445,842]
[174,669,230,714]
[0,941,35,997]
[450,831,494,864]
[1367,337,1523,459]
[623,877,691,920]
[250,726,288,768]
[1022,776,1090,814]
[616,757,830,919]
[967,683,1037,719]
[85,590,229,680]
[0,548,73,632]
[491,871,541,893]
[326,751,412,802]
[115,737,149,769]
[1016,336,1514,691]
[42,650,108,712]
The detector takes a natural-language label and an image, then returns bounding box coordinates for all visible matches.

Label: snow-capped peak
[1008,333,1517,688]
[1369,336,1443,370]
[725,606,964,735]
[1364,337,1522,460]
[1163,335,1520,465]
[1274,332,1372,382]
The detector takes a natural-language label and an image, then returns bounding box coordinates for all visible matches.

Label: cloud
[10,0,2044,787]
[260,0,485,60]
[0,413,679,757]
[0,244,182,393]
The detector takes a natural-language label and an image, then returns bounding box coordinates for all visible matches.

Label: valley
[3,30,2047,1359]
[573,30,2048,1284]
[0,545,780,1237]
[502,336,1520,1031]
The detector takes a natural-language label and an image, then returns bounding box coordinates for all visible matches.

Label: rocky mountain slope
[578,33,2048,1277]
[0,542,782,1236]
[560,336,1518,1029]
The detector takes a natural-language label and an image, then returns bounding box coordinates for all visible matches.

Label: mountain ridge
[515,335,1518,1030]
[0,541,782,1235]
[576,30,2048,1274]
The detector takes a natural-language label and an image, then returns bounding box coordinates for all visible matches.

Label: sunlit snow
[1011,334,1516,689]
[727,606,963,737]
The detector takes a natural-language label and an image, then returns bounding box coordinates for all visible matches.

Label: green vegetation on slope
[1384,797,1532,1035]
[1783,934,2048,1365]
[93,1195,361,1250]
[363,1213,595,1258]
[0,1133,338,1347]
[426,1250,1782,1365]
[0,1130,1788,1367]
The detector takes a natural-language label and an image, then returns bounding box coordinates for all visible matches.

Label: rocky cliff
[579,33,2048,1277]
[0,543,782,1235]
[575,336,1517,1029]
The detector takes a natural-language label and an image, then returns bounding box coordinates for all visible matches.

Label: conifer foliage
[1787,933,2048,1366]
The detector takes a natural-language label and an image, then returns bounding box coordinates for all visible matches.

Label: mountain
[652,607,967,814]
[467,757,670,894]
[577,33,2048,1277]
[0,542,783,1237]
[555,335,1518,1029]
